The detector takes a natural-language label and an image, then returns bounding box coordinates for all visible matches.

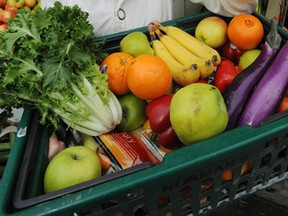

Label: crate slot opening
[265,137,278,148]
[260,153,272,167]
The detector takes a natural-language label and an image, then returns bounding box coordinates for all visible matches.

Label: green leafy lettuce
[0,2,120,135]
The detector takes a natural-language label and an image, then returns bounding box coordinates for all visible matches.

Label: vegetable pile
[0,2,122,136]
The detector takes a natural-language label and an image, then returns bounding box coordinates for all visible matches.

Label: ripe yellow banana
[158,23,221,66]
[188,58,215,79]
[155,29,200,63]
[155,30,214,79]
[151,35,200,86]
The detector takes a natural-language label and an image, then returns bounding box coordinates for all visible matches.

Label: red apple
[6,0,24,9]
[4,4,18,14]
[0,23,7,30]
[221,40,245,63]
[195,16,228,49]
[0,0,7,8]
[24,0,36,8]
[0,9,15,24]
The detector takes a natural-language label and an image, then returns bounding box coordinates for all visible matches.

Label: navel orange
[127,54,172,100]
[227,14,264,50]
[100,52,134,95]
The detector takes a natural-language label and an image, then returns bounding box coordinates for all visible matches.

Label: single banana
[151,34,200,86]
[155,29,201,63]
[155,30,214,79]
[157,23,221,66]
[188,58,215,79]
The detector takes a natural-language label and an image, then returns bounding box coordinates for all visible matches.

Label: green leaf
[3,10,41,52]
[42,58,72,91]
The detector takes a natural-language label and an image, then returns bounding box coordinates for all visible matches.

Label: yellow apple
[24,0,36,9]
[7,0,24,9]
[195,16,228,49]
[238,49,261,69]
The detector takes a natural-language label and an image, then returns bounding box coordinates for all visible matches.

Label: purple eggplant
[237,40,288,128]
[223,19,282,130]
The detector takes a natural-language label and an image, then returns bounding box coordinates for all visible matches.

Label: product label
[96,132,158,169]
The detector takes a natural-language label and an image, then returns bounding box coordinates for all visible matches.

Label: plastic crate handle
[260,110,288,126]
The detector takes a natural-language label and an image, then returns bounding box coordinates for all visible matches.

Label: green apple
[238,49,261,69]
[116,93,147,132]
[120,31,154,57]
[81,133,99,152]
[170,83,228,145]
[195,16,228,49]
[43,146,101,193]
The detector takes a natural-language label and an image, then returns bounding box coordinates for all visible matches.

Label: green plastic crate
[1,11,288,216]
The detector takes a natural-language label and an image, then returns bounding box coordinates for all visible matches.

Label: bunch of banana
[157,22,221,66]
[148,21,221,86]
[149,31,200,86]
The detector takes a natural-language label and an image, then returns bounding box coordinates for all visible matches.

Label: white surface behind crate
[0,108,24,123]
[11,108,24,122]
[173,0,203,19]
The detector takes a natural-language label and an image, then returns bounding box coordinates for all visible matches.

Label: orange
[222,161,253,181]
[227,14,264,50]
[278,97,288,112]
[100,52,134,95]
[97,152,111,171]
[127,54,172,100]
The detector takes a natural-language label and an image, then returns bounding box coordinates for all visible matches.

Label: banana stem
[147,21,161,33]
[149,31,157,41]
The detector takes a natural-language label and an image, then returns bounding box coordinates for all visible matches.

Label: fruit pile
[42,12,288,194]
[0,0,41,30]
[105,13,277,148]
